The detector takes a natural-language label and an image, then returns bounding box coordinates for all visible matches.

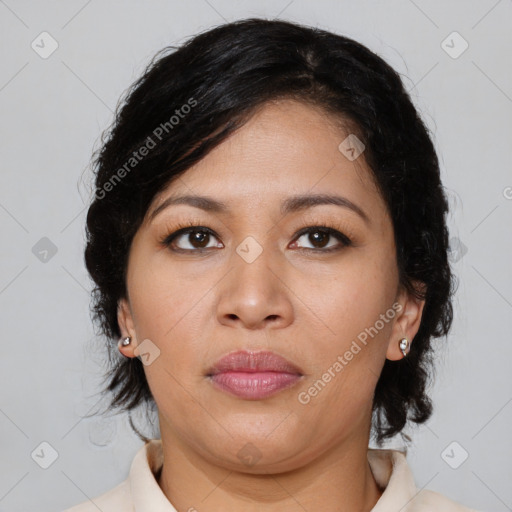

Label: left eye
[291,226,352,251]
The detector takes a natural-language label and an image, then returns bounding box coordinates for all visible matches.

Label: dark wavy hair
[83,18,455,446]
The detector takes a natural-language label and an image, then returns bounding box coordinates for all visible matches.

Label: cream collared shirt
[63,439,477,511]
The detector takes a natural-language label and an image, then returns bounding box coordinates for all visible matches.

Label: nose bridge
[231,232,278,297]
[230,202,278,271]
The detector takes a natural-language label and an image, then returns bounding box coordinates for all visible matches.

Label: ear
[117,297,137,358]
[386,281,426,361]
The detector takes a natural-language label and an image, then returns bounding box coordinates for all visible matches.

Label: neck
[156,427,383,512]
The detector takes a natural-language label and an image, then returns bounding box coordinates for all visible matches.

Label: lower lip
[209,371,302,400]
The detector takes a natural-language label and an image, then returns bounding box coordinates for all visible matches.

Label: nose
[216,246,294,330]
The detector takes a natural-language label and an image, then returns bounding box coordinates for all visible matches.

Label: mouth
[206,350,304,400]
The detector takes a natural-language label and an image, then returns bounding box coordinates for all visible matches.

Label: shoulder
[61,440,164,512]
[61,479,132,512]
[410,488,480,511]
[368,448,478,512]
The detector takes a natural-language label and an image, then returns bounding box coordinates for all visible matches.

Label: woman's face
[118,99,424,472]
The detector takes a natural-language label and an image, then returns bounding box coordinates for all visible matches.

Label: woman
[64,18,477,511]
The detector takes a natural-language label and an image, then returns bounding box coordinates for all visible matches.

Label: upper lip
[207,350,303,376]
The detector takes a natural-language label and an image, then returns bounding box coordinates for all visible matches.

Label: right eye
[161,226,223,252]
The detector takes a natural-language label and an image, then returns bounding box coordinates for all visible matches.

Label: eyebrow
[149,193,370,224]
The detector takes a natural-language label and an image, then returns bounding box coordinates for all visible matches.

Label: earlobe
[386,282,426,361]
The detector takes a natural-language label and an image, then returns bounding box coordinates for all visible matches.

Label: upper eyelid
[167,223,350,238]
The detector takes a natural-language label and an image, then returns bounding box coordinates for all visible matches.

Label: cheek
[292,248,398,404]
[128,249,207,337]
[128,258,212,418]
[127,249,223,385]
[301,247,397,341]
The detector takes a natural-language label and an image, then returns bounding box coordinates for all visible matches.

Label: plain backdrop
[0,1,511,511]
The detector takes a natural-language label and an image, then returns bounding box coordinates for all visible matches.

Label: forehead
[150,99,387,221]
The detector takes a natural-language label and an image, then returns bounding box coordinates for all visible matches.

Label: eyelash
[159,219,354,254]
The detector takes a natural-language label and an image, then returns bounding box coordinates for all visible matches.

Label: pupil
[192,231,209,248]
[311,231,328,248]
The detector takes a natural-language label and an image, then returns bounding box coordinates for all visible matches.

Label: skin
[117,99,425,512]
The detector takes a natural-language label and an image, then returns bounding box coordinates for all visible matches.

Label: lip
[206,350,303,400]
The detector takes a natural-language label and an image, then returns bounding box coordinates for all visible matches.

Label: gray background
[0,1,511,511]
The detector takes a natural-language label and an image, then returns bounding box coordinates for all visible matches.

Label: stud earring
[399,337,409,357]
[120,336,131,347]
[118,337,132,358]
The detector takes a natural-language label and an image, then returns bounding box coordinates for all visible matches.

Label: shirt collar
[367,447,418,511]
[129,439,417,511]
[130,439,177,511]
